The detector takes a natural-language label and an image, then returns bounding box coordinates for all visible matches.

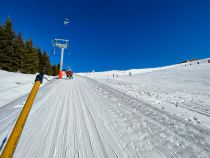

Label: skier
[65,69,73,79]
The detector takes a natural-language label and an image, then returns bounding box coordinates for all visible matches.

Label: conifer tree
[0,17,15,71]
[5,17,16,71]
[37,48,44,72]
[23,40,34,73]
[52,65,56,76]
[0,17,55,75]
[0,25,7,70]
[52,64,59,76]
[31,47,39,73]
[13,33,25,72]
[57,63,60,72]
[43,51,52,75]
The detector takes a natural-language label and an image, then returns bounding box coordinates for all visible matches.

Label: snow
[79,58,210,77]
[85,59,210,130]
[0,58,210,157]
[0,70,54,108]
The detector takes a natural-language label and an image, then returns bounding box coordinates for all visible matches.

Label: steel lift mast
[52,38,69,79]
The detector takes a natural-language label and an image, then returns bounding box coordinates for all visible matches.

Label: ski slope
[88,61,210,130]
[0,60,210,157]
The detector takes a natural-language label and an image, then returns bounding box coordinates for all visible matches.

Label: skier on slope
[65,69,73,79]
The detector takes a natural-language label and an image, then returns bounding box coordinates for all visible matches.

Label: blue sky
[0,0,210,72]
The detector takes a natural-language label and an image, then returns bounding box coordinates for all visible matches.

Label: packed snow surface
[0,59,210,157]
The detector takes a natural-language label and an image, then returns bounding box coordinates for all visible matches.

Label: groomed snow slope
[79,58,210,77]
[0,60,210,158]
[89,61,210,130]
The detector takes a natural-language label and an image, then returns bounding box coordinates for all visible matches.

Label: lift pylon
[52,39,69,79]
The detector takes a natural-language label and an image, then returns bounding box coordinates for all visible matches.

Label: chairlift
[64,18,70,25]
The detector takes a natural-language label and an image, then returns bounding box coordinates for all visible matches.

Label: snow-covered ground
[79,58,210,78]
[0,58,210,157]
[0,70,54,108]
[86,59,210,130]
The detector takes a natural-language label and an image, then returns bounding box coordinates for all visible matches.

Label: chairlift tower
[52,38,69,79]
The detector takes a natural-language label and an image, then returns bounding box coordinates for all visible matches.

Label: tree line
[0,17,59,76]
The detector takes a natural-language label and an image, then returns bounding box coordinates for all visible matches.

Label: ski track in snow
[0,73,210,157]
[1,77,126,158]
[86,77,210,157]
[89,63,210,129]
[103,78,210,117]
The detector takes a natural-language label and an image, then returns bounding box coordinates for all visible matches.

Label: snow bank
[0,70,54,108]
